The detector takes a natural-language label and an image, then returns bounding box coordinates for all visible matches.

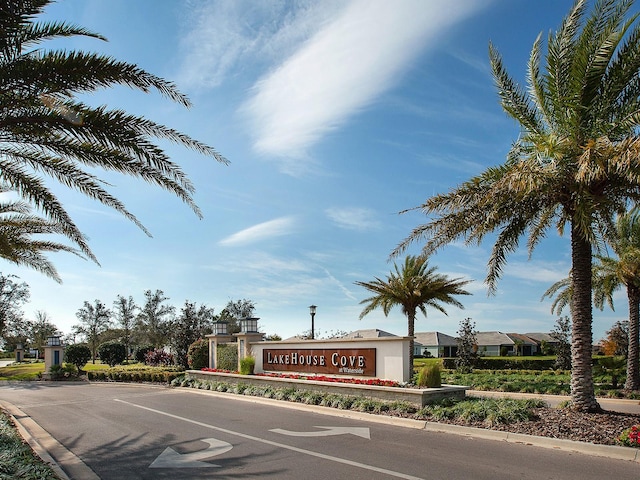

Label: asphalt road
[0,382,638,480]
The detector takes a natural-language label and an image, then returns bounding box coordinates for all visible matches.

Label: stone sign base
[186,370,468,407]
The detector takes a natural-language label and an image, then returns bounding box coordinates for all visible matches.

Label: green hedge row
[87,370,181,383]
[441,358,558,370]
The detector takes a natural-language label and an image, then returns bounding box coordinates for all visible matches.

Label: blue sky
[10,0,630,342]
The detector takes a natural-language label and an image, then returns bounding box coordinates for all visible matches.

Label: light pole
[309,305,317,339]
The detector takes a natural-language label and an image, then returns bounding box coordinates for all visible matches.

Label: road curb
[178,387,640,463]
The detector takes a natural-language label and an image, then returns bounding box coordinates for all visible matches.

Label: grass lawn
[0,362,44,381]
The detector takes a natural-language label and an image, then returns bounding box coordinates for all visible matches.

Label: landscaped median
[185,369,468,407]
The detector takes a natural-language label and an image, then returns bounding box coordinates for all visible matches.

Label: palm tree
[0,0,227,268]
[395,0,640,412]
[543,208,640,391]
[595,209,640,390]
[0,193,82,283]
[355,255,471,376]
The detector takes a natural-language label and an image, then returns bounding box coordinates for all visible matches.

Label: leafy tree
[112,295,137,362]
[73,300,111,363]
[64,344,91,373]
[136,290,174,348]
[29,310,57,356]
[601,320,629,356]
[97,341,126,367]
[187,338,209,370]
[551,316,572,371]
[0,273,29,338]
[170,301,214,368]
[356,255,471,375]
[217,299,255,334]
[0,0,228,270]
[395,0,640,411]
[455,317,478,373]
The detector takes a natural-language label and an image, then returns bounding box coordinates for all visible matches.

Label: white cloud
[177,0,341,89]
[325,207,380,231]
[242,0,487,160]
[218,216,296,246]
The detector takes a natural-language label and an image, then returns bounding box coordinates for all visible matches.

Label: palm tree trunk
[625,285,640,391]
[407,312,415,380]
[570,225,600,412]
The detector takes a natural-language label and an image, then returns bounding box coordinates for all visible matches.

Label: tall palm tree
[355,255,471,376]
[0,193,81,283]
[395,0,640,412]
[0,0,227,267]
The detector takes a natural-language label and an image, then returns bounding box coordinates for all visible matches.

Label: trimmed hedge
[442,357,557,370]
[87,369,181,383]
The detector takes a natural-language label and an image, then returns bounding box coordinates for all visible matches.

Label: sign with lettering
[262,348,376,376]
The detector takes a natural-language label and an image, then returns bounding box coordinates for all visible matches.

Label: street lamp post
[309,305,317,339]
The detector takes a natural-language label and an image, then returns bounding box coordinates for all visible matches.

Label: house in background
[414,332,458,358]
[506,333,539,356]
[474,331,515,356]
[525,332,560,353]
[339,329,398,339]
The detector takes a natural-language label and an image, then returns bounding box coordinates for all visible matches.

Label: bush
[442,357,557,371]
[134,344,155,363]
[188,339,209,370]
[239,356,255,375]
[98,341,127,367]
[217,343,238,371]
[64,344,91,373]
[417,363,442,388]
[145,349,174,367]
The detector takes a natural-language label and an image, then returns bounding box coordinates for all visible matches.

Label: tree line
[0,274,256,368]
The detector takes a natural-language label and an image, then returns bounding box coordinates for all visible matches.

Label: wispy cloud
[218,216,296,246]
[177,1,341,90]
[325,207,380,231]
[242,0,488,161]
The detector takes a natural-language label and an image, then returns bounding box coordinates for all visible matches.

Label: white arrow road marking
[149,438,233,469]
[270,426,370,439]
[114,399,424,480]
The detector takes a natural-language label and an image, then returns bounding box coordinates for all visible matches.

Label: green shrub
[134,344,155,363]
[64,344,91,373]
[188,339,209,369]
[98,341,127,367]
[239,356,255,375]
[145,349,174,367]
[417,363,442,387]
[217,343,238,371]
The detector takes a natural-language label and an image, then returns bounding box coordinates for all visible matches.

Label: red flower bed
[255,372,400,387]
[199,368,401,387]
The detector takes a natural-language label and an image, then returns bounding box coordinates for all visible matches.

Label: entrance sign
[262,348,376,376]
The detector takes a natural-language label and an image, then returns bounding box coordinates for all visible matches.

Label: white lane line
[114,398,424,480]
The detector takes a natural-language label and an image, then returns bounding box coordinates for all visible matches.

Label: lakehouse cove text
[262,348,377,376]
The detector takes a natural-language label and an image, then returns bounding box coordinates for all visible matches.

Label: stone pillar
[15,343,24,363]
[43,335,64,379]
[205,334,231,370]
[234,332,264,371]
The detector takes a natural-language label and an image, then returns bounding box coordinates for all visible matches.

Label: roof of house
[339,329,398,339]
[506,333,538,345]
[524,332,558,343]
[475,331,514,346]
[414,331,458,346]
